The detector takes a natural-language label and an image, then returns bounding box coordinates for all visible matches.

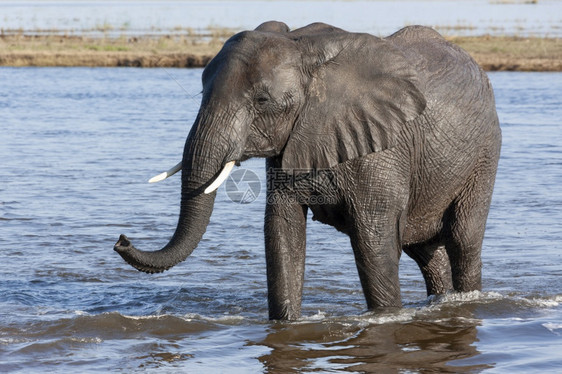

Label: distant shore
[1,33,560,71]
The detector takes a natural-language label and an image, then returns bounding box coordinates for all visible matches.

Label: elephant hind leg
[404,241,453,296]
[443,158,498,292]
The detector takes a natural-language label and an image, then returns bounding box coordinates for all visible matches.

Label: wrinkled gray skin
[115,21,501,320]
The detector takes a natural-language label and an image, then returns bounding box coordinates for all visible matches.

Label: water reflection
[257,308,486,372]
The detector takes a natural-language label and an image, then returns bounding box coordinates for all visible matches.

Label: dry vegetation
[0,32,228,67]
[1,31,560,71]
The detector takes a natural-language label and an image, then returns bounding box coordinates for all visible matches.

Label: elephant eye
[255,93,270,107]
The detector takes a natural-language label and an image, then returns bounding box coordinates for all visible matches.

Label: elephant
[114,21,501,320]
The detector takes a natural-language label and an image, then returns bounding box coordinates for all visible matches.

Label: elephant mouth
[148,160,237,195]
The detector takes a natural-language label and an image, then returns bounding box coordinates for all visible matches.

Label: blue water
[0,67,561,372]
[1,0,561,37]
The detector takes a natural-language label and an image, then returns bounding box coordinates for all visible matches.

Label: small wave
[181,313,247,324]
[119,314,170,321]
[0,337,31,345]
[519,296,561,308]
[308,311,328,321]
[424,291,562,311]
[361,309,419,325]
[542,322,562,336]
[5,311,226,343]
[110,311,251,330]
[358,308,480,326]
[297,291,562,326]
[68,336,103,344]
[297,307,420,326]
[425,290,504,305]
[6,292,560,339]
[120,312,244,324]
[12,336,103,356]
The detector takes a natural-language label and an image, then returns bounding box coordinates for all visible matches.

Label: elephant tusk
[204,161,236,194]
[148,161,182,183]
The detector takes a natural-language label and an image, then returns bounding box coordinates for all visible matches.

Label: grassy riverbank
[448,35,561,71]
[1,32,560,71]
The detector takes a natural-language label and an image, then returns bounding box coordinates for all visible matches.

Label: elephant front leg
[264,191,308,320]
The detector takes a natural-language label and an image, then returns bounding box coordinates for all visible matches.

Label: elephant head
[114,21,425,273]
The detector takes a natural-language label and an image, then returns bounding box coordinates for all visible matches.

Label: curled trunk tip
[114,234,171,274]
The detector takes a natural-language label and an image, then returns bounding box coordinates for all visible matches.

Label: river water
[1,68,561,372]
[2,0,561,37]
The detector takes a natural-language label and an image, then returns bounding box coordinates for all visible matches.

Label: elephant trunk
[114,113,238,273]
[113,191,216,273]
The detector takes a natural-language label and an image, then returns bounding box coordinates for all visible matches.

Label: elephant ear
[282,32,426,172]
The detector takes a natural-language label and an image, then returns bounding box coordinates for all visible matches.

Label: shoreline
[1,33,561,71]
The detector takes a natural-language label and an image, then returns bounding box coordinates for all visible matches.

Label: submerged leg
[350,225,403,310]
[444,159,498,292]
[264,159,308,320]
[404,241,453,296]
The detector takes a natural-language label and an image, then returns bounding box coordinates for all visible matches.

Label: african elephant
[114,21,501,320]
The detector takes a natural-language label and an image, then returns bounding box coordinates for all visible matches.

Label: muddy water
[1,68,561,372]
